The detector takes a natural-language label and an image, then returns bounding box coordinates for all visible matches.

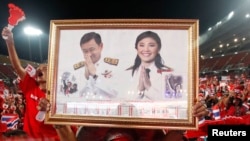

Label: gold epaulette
[104,57,119,66]
[73,61,85,70]
[73,57,118,70]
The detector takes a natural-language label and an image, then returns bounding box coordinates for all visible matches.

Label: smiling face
[81,39,103,64]
[136,37,160,65]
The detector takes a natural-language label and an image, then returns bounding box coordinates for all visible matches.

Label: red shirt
[219,102,227,119]
[19,73,59,140]
[227,105,246,117]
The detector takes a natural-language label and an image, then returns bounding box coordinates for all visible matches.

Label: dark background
[0,0,241,63]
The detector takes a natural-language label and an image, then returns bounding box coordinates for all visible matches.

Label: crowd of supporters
[1,68,250,139]
[199,73,250,120]
[0,78,25,133]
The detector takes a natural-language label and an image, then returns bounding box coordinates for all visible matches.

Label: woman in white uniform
[126,31,182,101]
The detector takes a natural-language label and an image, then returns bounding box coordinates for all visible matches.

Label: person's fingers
[38,98,49,111]
[194,105,205,115]
[192,101,201,110]
[193,102,208,117]
[85,54,92,65]
[194,109,209,118]
[2,30,7,36]
[84,54,90,65]
[46,103,51,111]
[193,101,204,113]
[40,98,49,104]
[36,105,41,111]
[138,70,145,91]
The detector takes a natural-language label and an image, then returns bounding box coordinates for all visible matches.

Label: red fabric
[7,3,25,26]
[228,84,234,91]
[0,123,7,133]
[0,80,5,95]
[19,73,59,140]
[112,136,131,141]
[185,130,207,139]
[227,105,246,117]
[1,136,56,140]
[220,106,227,119]
[157,68,173,74]
[243,114,250,124]
[71,126,78,135]
[0,96,4,111]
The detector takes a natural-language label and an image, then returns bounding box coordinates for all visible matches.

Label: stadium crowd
[0,77,25,132]
[1,67,250,140]
[199,73,250,118]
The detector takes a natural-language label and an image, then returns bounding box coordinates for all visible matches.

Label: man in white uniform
[76,32,119,100]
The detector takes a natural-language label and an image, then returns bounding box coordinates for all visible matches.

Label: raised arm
[2,27,26,79]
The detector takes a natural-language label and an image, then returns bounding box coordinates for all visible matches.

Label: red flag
[7,3,26,28]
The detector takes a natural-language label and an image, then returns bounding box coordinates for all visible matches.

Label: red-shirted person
[2,27,59,140]
[227,93,247,117]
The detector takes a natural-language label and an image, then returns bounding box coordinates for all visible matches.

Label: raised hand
[37,98,50,112]
[2,27,13,41]
[36,98,50,122]
[138,66,151,92]
[2,3,25,39]
[138,67,145,92]
[84,53,96,78]
[192,100,209,119]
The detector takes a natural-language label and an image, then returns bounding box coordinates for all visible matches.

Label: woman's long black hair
[129,31,166,76]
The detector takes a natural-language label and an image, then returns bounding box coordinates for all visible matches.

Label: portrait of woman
[125,31,183,101]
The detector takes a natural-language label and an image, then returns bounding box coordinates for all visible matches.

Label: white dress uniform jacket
[126,63,174,101]
[78,56,119,100]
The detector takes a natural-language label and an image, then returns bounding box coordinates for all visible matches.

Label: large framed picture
[46,19,199,130]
